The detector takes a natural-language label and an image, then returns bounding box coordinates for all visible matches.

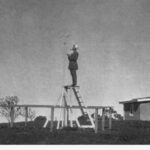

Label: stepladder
[57,85,95,129]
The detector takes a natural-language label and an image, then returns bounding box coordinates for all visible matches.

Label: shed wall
[140,103,150,121]
[124,103,140,120]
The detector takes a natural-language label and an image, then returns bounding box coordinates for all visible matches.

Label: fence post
[95,108,98,134]
[63,96,67,127]
[25,106,28,126]
[50,106,54,132]
[66,106,69,126]
[70,109,73,127]
[10,105,14,128]
[102,108,105,131]
[109,107,112,130]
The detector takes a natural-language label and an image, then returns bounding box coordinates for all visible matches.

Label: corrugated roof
[119,97,150,104]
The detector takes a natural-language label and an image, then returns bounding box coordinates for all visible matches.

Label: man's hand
[67,49,72,56]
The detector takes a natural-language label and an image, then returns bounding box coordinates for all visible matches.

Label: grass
[0,120,150,144]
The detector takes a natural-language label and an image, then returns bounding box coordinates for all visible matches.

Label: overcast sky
[1,0,150,115]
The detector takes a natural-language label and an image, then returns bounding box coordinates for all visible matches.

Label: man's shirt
[68,51,79,70]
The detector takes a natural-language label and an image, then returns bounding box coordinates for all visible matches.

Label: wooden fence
[0,104,113,134]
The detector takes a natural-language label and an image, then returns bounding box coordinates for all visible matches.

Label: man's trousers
[70,69,77,86]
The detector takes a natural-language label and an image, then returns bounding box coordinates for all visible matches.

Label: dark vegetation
[0,119,150,144]
[0,96,148,144]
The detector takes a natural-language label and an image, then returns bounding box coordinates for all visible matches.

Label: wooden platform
[64,85,80,89]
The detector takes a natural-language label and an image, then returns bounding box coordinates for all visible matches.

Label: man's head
[72,44,78,51]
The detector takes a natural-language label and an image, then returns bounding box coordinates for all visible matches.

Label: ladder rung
[75,91,79,94]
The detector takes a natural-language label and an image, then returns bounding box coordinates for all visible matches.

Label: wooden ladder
[64,85,95,128]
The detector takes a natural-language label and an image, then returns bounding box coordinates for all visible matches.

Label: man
[67,44,79,86]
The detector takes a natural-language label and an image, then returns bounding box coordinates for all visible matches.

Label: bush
[33,116,47,128]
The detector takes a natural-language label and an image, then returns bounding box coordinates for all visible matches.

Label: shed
[119,97,150,120]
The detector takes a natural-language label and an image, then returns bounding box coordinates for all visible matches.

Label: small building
[119,97,150,121]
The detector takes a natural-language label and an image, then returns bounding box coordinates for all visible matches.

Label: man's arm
[68,52,78,61]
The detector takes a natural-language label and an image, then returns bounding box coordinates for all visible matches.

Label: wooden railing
[0,104,113,134]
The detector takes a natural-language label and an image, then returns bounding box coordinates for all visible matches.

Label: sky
[0,0,150,116]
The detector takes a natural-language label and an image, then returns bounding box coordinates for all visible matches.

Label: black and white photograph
[0,0,150,146]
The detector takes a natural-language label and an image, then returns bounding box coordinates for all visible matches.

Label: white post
[63,95,68,127]
[70,110,73,128]
[63,100,66,127]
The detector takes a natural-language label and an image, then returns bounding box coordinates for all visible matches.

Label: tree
[91,108,123,121]
[0,96,23,124]
[27,108,36,121]
[21,108,36,121]
[113,113,123,120]
[110,108,123,120]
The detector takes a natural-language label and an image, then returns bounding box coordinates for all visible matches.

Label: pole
[95,108,98,133]
[70,109,73,127]
[50,107,54,132]
[63,97,66,127]
[66,106,69,126]
[25,106,28,126]
[109,107,112,130]
[102,108,105,131]
[10,105,14,128]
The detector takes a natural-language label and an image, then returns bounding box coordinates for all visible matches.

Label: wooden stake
[25,106,28,126]
[102,108,105,131]
[95,108,98,133]
[63,95,67,127]
[50,107,54,132]
[109,107,112,130]
[66,107,69,126]
[70,109,73,127]
[10,106,14,128]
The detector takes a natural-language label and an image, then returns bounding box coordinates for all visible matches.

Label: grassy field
[0,120,150,144]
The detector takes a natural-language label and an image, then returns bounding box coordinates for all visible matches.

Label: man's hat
[72,44,79,50]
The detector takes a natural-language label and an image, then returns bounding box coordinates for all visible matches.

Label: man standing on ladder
[67,44,79,86]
